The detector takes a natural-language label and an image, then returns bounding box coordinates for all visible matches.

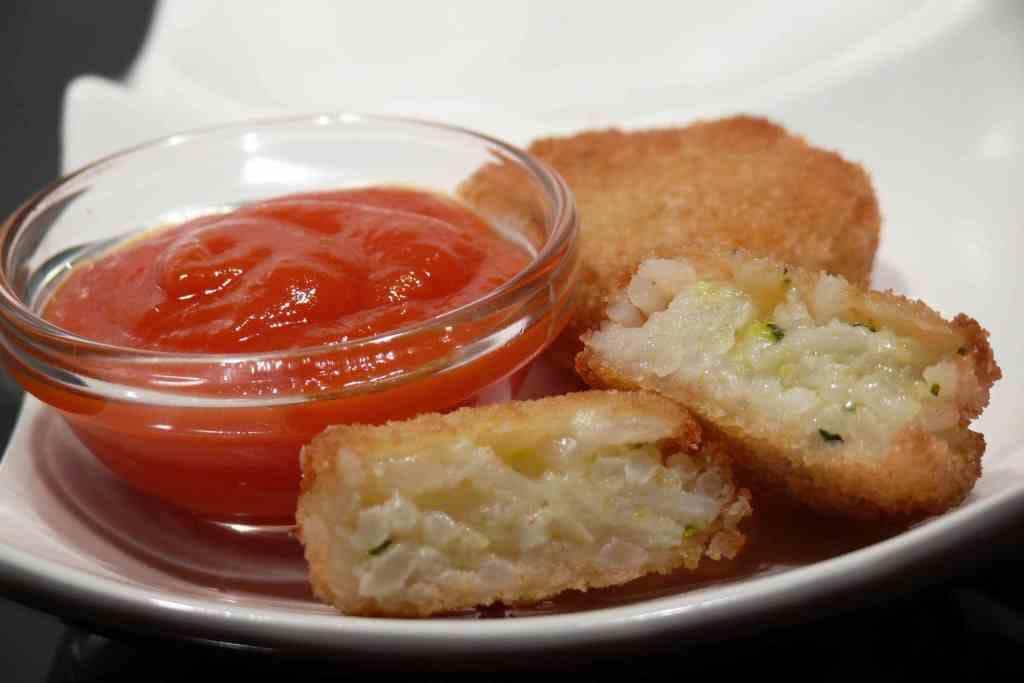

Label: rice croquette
[577,246,999,519]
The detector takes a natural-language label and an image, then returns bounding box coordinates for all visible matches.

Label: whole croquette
[459,116,881,366]
[297,390,751,617]
[576,245,1000,519]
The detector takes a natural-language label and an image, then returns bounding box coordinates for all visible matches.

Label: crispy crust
[726,426,984,519]
[459,115,881,364]
[576,247,1000,519]
[297,390,751,617]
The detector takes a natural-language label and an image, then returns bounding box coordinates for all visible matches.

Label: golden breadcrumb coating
[297,390,751,617]
[459,115,881,366]
[577,245,1000,519]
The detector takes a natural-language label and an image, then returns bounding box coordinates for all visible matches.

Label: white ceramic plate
[2,0,1024,657]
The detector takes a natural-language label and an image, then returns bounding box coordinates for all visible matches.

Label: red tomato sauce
[45,187,529,356]
[34,187,543,522]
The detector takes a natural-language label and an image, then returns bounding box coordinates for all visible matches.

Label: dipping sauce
[45,187,529,365]
[32,187,552,522]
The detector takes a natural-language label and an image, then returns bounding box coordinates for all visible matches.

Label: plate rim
[2,441,1023,655]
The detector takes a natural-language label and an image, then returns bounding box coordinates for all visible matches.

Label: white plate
[2,390,1023,657]
[3,0,1024,658]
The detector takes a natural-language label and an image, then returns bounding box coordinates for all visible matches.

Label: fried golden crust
[459,116,881,364]
[576,247,1000,519]
[297,390,751,617]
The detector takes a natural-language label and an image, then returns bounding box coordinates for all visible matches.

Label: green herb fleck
[683,524,700,538]
[369,538,393,556]
[930,383,940,397]
[853,322,878,332]
[957,346,968,356]
[740,321,785,345]
[819,429,844,443]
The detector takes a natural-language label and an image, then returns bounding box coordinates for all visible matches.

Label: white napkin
[61,0,975,172]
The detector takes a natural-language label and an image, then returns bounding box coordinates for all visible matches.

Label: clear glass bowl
[0,114,578,523]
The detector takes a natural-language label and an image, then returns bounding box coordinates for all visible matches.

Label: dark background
[1,1,1023,678]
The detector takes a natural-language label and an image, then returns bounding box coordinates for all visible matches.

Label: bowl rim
[0,112,577,365]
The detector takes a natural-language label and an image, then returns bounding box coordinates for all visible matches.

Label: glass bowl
[0,114,578,524]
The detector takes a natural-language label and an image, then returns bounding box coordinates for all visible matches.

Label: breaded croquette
[459,116,881,366]
[297,391,752,617]
[577,246,1000,519]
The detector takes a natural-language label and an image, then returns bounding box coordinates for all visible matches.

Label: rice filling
[340,416,735,601]
[590,258,961,455]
